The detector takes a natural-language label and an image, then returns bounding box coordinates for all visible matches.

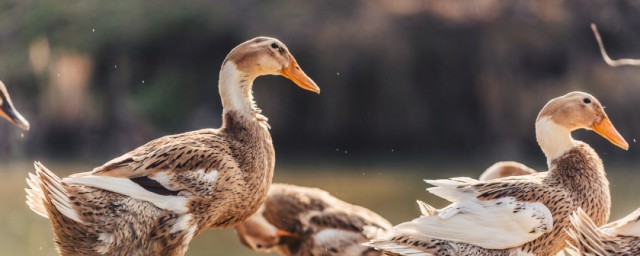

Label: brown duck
[235,184,392,256]
[479,161,537,181]
[0,80,30,130]
[367,92,628,256]
[566,207,640,255]
[25,37,319,256]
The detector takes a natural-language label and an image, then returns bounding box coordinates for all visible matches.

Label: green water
[1,161,638,255]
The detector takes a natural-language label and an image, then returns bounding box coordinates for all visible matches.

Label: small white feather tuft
[362,225,389,240]
[196,169,219,183]
[170,213,198,245]
[416,200,437,216]
[96,233,115,254]
[171,214,193,233]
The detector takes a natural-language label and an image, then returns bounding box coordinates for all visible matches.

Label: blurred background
[1,0,640,255]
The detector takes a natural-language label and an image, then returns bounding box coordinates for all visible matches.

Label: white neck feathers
[219,61,256,115]
[535,116,575,166]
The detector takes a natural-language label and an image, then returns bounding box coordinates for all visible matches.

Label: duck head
[219,37,319,115]
[0,81,30,131]
[224,37,319,93]
[535,91,627,161]
[235,217,300,253]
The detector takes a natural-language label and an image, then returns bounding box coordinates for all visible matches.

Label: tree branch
[591,23,640,67]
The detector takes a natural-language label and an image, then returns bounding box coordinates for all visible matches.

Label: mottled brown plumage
[0,80,30,131]
[566,207,640,256]
[25,37,319,256]
[367,92,628,256]
[479,161,537,181]
[235,184,392,256]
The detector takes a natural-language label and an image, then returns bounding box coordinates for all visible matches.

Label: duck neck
[535,116,575,167]
[219,61,265,128]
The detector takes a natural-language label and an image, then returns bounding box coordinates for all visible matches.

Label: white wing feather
[394,178,553,249]
[601,208,640,237]
[425,177,478,202]
[63,175,189,213]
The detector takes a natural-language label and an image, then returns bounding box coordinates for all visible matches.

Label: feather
[25,162,84,223]
[64,175,189,213]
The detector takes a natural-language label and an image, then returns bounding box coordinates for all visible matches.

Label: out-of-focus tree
[0,0,638,163]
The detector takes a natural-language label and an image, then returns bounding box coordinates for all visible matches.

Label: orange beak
[280,55,320,94]
[592,116,628,150]
[276,229,300,245]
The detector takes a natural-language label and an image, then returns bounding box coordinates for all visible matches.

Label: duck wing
[391,176,554,250]
[64,129,233,214]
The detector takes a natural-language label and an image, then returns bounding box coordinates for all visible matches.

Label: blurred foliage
[0,0,639,164]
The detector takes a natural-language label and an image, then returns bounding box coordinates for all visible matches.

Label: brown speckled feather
[566,208,640,256]
[236,184,392,256]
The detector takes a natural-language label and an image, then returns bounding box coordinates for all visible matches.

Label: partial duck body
[235,184,392,256]
[367,92,628,256]
[479,161,537,181]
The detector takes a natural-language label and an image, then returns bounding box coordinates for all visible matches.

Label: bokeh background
[1,1,640,255]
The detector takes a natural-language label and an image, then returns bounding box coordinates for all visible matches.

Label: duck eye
[270,43,279,49]
[583,98,592,104]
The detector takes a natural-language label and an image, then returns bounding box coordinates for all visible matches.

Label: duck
[0,80,30,131]
[234,183,393,256]
[478,161,536,181]
[566,207,640,255]
[366,91,628,256]
[25,37,320,256]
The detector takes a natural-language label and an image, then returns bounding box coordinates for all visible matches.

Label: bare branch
[591,23,640,67]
